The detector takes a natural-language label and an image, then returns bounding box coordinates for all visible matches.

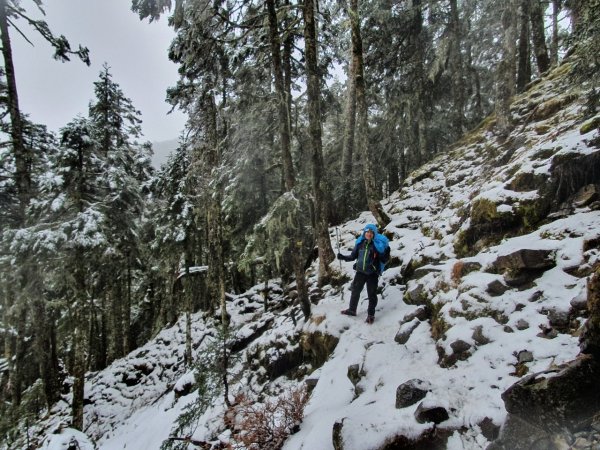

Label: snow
[40,428,96,450]
[19,61,600,450]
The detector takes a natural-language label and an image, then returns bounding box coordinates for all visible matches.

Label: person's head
[363,223,377,241]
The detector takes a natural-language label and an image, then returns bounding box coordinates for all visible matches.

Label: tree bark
[110,280,124,361]
[293,250,311,320]
[495,0,518,137]
[71,263,88,431]
[202,89,229,326]
[31,270,60,411]
[517,0,532,92]
[529,0,550,74]
[0,0,30,222]
[341,40,357,217]
[550,0,560,66]
[267,0,295,191]
[351,0,390,228]
[302,0,334,285]
[449,0,465,133]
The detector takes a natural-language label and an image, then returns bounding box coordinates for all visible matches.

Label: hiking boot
[341,309,357,316]
[365,315,375,324]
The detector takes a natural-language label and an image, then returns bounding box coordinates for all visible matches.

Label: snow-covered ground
[32,61,600,450]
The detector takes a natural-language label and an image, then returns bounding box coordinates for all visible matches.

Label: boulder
[573,184,600,207]
[545,308,570,331]
[494,249,555,272]
[332,420,344,450]
[413,265,444,278]
[405,283,427,305]
[516,319,529,330]
[414,402,449,424]
[347,364,362,386]
[503,269,542,288]
[472,325,491,346]
[453,261,483,279]
[502,355,600,433]
[580,270,600,356]
[395,379,432,409]
[395,319,421,345]
[487,279,509,296]
[401,306,430,323]
[517,350,533,364]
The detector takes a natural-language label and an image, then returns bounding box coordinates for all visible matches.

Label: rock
[487,279,509,296]
[516,319,529,330]
[454,261,483,278]
[401,306,430,323]
[347,364,361,386]
[507,172,547,192]
[517,350,534,363]
[414,402,449,424]
[305,378,319,393]
[450,339,472,354]
[504,326,514,333]
[413,265,444,278]
[580,116,600,135]
[486,414,554,450]
[395,319,421,345]
[494,249,556,272]
[405,283,427,305]
[502,355,600,433]
[503,270,541,288]
[580,270,600,356]
[478,417,500,441]
[546,308,570,331]
[395,379,432,408]
[537,327,559,339]
[332,420,344,450]
[472,325,491,346]
[440,340,472,367]
[573,184,600,207]
[528,290,544,302]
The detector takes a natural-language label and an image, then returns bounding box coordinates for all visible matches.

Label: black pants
[348,271,379,316]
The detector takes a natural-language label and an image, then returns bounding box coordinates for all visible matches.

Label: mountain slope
[28,55,600,450]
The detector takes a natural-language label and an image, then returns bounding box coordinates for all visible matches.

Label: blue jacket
[342,224,390,275]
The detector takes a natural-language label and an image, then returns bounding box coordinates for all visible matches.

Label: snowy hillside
[31,58,600,450]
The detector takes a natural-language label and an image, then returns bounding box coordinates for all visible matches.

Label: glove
[337,253,344,260]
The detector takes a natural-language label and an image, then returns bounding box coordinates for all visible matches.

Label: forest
[0,0,599,446]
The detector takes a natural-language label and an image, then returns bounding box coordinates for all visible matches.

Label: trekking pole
[336,227,345,302]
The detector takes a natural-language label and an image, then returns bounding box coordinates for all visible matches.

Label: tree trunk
[72,323,85,431]
[183,243,194,366]
[495,0,518,137]
[517,0,532,92]
[341,38,357,217]
[109,279,124,361]
[550,0,560,66]
[0,0,30,222]
[124,262,132,352]
[351,0,390,228]
[529,0,550,74]
[31,269,60,411]
[466,40,484,122]
[267,0,295,192]
[449,0,465,134]
[202,90,229,326]
[293,251,311,320]
[71,264,88,431]
[302,0,334,285]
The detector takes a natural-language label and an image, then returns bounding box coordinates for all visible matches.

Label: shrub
[228,386,309,450]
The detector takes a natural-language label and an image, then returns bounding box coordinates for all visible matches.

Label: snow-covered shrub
[228,386,308,450]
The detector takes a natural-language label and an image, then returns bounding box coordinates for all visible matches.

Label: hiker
[337,223,390,324]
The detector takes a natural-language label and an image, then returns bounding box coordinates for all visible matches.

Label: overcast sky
[11,0,186,143]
